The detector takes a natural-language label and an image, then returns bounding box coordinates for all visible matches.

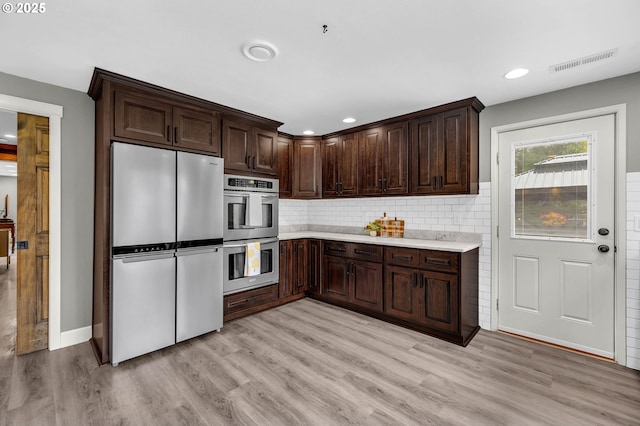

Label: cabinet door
[253,127,278,176]
[417,270,459,333]
[350,260,383,311]
[323,255,349,302]
[440,107,469,193]
[338,133,359,196]
[307,240,322,294]
[292,240,308,295]
[279,240,292,298]
[114,88,173,146]
[384,265,419,321]
[293,138,322,198]
[358,127,384,195]
[173,106,220,155]
[222,119,252,173]
[277,136,293,198]
[322,137,339,197]
[382,122,408,195]
[410,114,439,194]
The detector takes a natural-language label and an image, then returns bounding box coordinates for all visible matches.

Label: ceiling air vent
[549,48,618,73]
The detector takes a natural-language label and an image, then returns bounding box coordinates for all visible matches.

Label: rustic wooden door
[16,113,49,355]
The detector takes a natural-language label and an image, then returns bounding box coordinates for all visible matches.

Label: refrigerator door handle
[175,247,221,257]
[120,252,176,263]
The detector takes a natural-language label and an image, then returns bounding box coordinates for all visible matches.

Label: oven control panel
[224,175,279,193]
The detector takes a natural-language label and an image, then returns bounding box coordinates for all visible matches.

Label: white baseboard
[58,325,92,349]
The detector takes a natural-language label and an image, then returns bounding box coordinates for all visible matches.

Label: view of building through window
[513,137,590,239]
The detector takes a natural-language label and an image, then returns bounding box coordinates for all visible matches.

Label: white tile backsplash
[628,173,640,370]
[280,177,639,370]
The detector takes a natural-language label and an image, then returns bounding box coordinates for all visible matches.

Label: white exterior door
[498,114,615,358]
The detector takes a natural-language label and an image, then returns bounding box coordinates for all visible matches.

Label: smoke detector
[549,48,618,74]
[242,40,279,62]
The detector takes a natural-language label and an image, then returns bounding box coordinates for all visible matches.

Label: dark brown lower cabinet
[307,240,322,294]
[323,255,350,302]
[384,266,459,333]
[280,239,308,298]
[350,260,383,311]
[315,242,479,346]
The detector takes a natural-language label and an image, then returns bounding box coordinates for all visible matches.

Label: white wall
[626,173,640,370]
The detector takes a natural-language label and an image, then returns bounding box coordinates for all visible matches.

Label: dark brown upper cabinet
[410,104,480,195]
[277,134,293,198]
[292,137,322,198]
[222,118,278,176]
[322,132,358,197]
[358,122,408,196]
[114,86,221,155]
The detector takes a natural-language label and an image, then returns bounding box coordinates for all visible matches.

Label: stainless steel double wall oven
[223,175,279,294]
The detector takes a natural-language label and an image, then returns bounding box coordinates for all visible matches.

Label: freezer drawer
[111,252,176,365]
[176,247,223,342]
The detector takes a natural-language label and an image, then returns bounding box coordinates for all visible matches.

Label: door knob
[598,228,610,236]
[597,245,610,253]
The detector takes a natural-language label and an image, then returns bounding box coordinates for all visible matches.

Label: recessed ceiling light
[302,130,315,135]
[4,134,15,139]
[504,68,529,79]
[343,117,356,123]
[241,40,279,62]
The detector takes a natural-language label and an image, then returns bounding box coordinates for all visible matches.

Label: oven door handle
[224,193,278,199]
[223,238,279,248]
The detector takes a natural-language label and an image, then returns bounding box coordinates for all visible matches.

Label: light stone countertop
[279,231,481,253]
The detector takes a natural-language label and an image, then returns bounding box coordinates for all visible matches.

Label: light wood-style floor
[1,262,639,425]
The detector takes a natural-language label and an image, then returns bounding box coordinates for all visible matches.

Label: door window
[511,133,594,241]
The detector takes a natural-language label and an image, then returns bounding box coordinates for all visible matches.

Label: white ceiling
[0,1,639,135]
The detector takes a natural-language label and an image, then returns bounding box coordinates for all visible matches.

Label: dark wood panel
[418,271,459,333]
[321,137,339,197]
[384,247,420,268]
[279,240,292,298]
[224,284,279,316]
[382,122,408,195]
[114,88,172,146]
[349,243,383,263]
[293,137,322,198]
[253,127,278,176]
[440,107,468,193]
[292,240,308,295]
[339,133,359,196]
[322,255,349,302]
[410,114,439,194]
[173,106,220,155]
[384,265,418,321]
[323,241,348,257]
[222,119,252,173]
[350,260,383,311]
[307,240,322,295]
[419,249,459,273]
[358,128,384,195]
[277,135,293,198]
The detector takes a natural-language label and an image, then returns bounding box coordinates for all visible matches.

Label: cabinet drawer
[223,284,279,315]
[324,241,349,257]
[419,250,459,273]
[350,243,383,262]
[385,247,419,267]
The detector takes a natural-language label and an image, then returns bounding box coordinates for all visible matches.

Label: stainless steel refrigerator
[110,142,224,366]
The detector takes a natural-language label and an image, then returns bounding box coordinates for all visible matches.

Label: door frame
[0,93,63,351]
[490,104,627,365]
